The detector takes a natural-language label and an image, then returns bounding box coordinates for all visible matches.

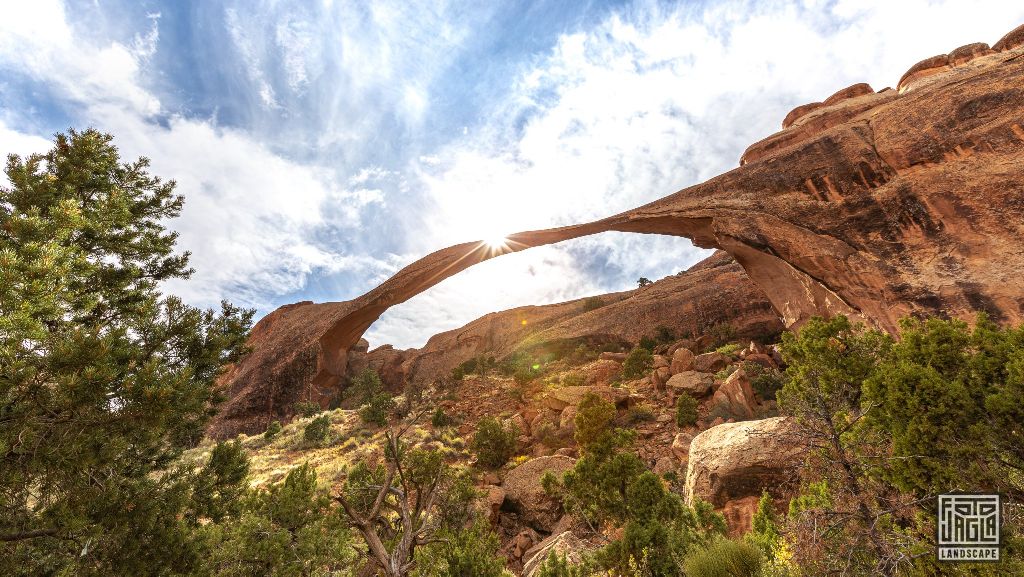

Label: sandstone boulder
[685,417,803,508]
[530,410,560,441]
[670,347,695,373]
[994,23,1024,51]
[523,532,593,577]
[709,368,757,420]
[558,405,578,438]
[651,366,671,390]
[742,353,776,370]
[667,340,697,356]
[503,527,541,567]
[666,371,714,397]
[482,485,505,525]
[693,352,729,373]
[584,360,622,385]
[503,456,575,531]
[671,432,694,462]
[652,355,670,369]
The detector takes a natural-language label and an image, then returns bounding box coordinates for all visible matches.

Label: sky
[2,0,1023,349]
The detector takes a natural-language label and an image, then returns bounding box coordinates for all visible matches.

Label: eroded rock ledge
[209,27,1024,438]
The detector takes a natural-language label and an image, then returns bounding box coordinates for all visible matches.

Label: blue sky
[2,0,1023,348]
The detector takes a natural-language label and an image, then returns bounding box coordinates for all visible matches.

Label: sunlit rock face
[207,27,1024,439]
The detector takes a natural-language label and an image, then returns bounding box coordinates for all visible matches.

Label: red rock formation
[210,253,782,437]
[209,27,1024,438]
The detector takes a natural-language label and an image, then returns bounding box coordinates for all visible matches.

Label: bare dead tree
[334,412,451,577]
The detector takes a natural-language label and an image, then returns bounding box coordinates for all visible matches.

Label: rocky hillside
[194,320,795,575]
[210,251,782,437]
[209,24,1024,439]
[359,251,782,391]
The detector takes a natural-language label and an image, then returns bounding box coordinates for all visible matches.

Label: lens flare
[484,236,509,251]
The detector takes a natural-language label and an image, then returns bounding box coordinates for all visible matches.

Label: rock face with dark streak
[209,28,1024,438]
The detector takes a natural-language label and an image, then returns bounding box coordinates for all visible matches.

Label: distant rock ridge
[209,25,1024,438]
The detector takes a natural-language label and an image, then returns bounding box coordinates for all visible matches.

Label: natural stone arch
[209,34,1024,438]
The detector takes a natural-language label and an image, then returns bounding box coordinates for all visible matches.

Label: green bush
[537,551,589,577]
[747,363,784,401]
[682,537,762,577]
[263,420,282,440]
[293,399,322,418]
[638,335,657,352]
[359,392,395,427]
[471,416,519,469]
[193,441,250,523]
[205,464,355,575]
[582,296,606,312]
[715,342,743,356]
[303,414,331,444]
[621,346,653,380]
[431,407,454,428]
[596,474,727,576]
[561,371,586,388]
[498,351,543,385]
[748,492,782,561]
[574,393,616,449]
[627,403,655,423]
[654,325,676,344]
[566,344,598,365]
[676,394,699,427]
[415,522,506,577]
[348,368,384,404]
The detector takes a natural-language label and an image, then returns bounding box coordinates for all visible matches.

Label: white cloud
[0,121,53,187]
[0,0,386,311]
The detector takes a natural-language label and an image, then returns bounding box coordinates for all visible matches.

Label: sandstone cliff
[210,25,1024,438]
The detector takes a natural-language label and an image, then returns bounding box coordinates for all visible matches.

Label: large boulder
[666,371,714,397]
[709,368,757,420]
[503,456,576,532]
[693,352,729,373]
[742,353,776,370]
[670,347,695,373]
[685,417,804,508]
[523,532,593,577]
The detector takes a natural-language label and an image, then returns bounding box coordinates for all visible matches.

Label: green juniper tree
[779,315,1024,576]
[0,129,253,575]
[204,463,356,577]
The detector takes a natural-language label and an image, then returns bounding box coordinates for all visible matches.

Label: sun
[484,235,509,251]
